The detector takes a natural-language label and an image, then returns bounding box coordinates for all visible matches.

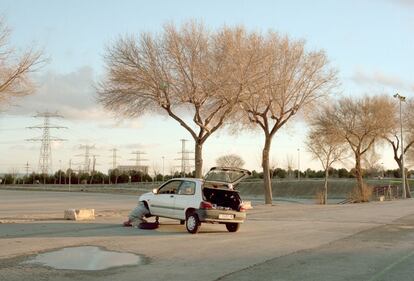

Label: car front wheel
[226,223,240,232]
[186,213,200,234]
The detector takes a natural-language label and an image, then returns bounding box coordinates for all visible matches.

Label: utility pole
[109,148,120,184]
[59,160,62,184]
[297,148,300,181]
[24,161,30,177]
[68,159,72,192]
[162,156,165,182]
[394,93,406,199]
[23,162,30,184]
[26,111,67,176]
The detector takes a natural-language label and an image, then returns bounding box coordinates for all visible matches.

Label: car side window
[158,180,181,194]
[177,181,196,195]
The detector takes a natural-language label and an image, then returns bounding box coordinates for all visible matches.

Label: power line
[26,111,67,174]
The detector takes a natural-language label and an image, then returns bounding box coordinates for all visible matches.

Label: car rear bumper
[196,209,246,223]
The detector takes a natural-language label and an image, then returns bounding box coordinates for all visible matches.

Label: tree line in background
[0,166,410,185]
[0,169,196,185]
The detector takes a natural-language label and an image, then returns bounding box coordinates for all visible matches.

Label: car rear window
[204,170,245,184]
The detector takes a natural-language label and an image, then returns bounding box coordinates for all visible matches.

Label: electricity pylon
[26,111,67,174]
[77,144,95,173]
[129,151,148,166]
[176,139,194,177]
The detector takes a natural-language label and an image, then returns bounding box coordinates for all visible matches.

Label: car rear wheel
[186,213,200,234]
[226,223,240,232]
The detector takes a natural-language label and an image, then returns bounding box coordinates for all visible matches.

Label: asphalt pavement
[0,190,413,281]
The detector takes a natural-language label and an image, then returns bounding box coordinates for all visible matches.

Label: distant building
[108,165,149,175]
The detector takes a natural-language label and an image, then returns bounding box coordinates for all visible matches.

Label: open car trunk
[204,167,251,189]
[202,187,242,211]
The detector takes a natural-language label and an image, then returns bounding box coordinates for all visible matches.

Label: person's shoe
[123,220,133,227]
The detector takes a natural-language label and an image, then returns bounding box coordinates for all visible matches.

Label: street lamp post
[162,156,165,182]
[297,148,300,181]
[59,160,62,185]
[393,93,406,199]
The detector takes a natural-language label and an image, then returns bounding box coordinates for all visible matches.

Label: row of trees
[0,169,169,185]
[250,167,411,180]
[307,95,414,203]
[98,20,336,204]
[3,166,407,185]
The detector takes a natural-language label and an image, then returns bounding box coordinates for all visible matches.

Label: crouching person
[123,201,150,227]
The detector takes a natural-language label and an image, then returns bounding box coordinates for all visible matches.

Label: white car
[139,167,251,234]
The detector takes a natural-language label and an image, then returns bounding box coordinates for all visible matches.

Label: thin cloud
[394,0,414,7]
[4,66,148,130]
[351,68,412,90]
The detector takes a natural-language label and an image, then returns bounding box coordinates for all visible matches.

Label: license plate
[219,214,234,220]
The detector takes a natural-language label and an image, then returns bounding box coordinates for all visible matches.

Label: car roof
[167,178,202,182]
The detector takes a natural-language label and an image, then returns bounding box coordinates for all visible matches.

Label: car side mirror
[152,188,158,194]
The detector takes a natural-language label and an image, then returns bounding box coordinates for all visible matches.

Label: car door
[173,180,197,219]
[149,180,181,218]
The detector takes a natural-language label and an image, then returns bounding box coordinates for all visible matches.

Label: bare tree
[98,21,263,178]
[0,19,44,106]
[385,99,414,198]
[306,126,347,204]
[216,154,245,168]
[238,33,337,204]
[314,95,395,201]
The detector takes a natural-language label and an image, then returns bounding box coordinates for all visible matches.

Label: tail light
[199,201,213,210]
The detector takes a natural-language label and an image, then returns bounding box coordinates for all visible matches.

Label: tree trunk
[195,141,203,178]
[324,168,329,205]
[354,152,364,198]
[262,135,273,205]
[405,176,412,198]
[397,160,412,198]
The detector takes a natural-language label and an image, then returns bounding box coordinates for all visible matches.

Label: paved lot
[0,190,414,281]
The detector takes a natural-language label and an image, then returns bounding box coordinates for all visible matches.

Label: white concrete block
[64,209,95,220]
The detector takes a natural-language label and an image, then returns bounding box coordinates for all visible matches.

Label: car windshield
[204,169,246,184]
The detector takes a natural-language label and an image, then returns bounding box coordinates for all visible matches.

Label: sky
[0,0,413,175]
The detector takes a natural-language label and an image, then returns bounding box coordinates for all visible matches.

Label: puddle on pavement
[23,246,143,270]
